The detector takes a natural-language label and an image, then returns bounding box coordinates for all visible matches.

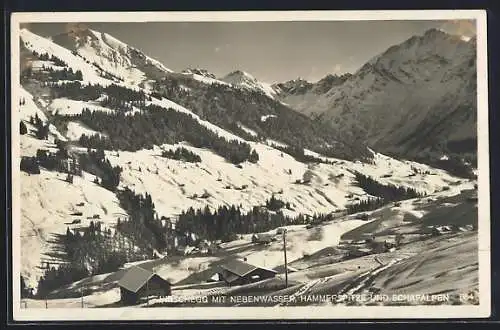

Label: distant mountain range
[272,28,477,161]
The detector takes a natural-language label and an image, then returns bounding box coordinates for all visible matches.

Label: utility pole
[283,229,288,288]
[81,286,84,308]
[146,280,149,307]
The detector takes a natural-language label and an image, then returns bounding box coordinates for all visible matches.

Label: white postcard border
[10,9,490,321]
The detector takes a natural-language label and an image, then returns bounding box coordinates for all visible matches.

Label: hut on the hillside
[118,266,171,305]
[217,259,277,286]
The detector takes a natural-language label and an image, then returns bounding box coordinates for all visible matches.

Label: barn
[118,266,171,305]
[218,259,277,286]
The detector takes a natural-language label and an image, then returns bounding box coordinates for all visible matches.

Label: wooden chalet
[218,259,277,286]
[118,266,171,305]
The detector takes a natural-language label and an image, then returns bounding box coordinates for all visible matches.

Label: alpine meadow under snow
[17,24,479,308]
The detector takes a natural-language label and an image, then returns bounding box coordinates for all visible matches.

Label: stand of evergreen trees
[345,172,426,214]
[20,156,40,174]
[176,204,316,243]
[32,139,81,173]
[31,50,68,67]
[161,147,202,163]
[116,187,167,251]
[272,144,334,164]
[63,223,130,275]
[36,263,89,299]
[78,148,122,191]
[265,195,289,211]
[29,114,50,140]
[346,197,386,214]
[20,121,28,135]
[79,133,114,150]
[42,66,83,81]
[72,106,259,164]
[21,140,76,175]
[353,171,424,201]
[49,81,103,101]
[36,222,145,298]
[413,154,475,179]
[105,84,149,103]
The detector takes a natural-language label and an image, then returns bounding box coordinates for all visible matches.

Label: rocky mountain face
[274,29,477,161]
[181,68,217,79]
[50,27,172,85]
[221,70,278,98]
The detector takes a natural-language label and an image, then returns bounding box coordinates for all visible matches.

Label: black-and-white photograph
[11,10,490,320]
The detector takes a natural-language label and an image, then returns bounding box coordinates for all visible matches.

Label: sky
[24,20,476,83]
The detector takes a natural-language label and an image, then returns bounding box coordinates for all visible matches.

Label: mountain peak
[225,70,254,79]
[46,27,172,84]
[221,70,276,98]
[182,68,217,79]
[423,28,448,37]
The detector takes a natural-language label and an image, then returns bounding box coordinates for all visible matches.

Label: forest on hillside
[74,106,259,164]
[346,172,426,214]
[152,76,372,162]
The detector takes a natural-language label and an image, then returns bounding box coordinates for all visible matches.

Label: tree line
[345,171,426,214]
[36,221,148,298]
[71,106,259,164]
[49,81,103,101]
[31,50,68,67]
[346,197,386,214]
[413,154,475,179]
[176,204,324,243]
[78,148,122,191]
[265,194,290,211]
[43,66,83,81]
[29,113,50,140]
[352,171,425,201]
[272,144,335,164]
[161,147,202,163]
[116,187,168,251]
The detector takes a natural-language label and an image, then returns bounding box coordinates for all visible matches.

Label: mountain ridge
[273,28,477,161]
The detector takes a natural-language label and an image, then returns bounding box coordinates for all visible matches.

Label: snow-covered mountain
[17,27,476,291]
[221,70,277,98]
[181,68,217,79]
[49,27,172,86]
[275,28,477,159]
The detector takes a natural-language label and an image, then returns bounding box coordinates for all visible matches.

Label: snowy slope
[65,121,106,141]
[20,159,126,289]
[20,29,110,86]
[48,98,115,116]
[99,141,468,222]
[222,70,277,98]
